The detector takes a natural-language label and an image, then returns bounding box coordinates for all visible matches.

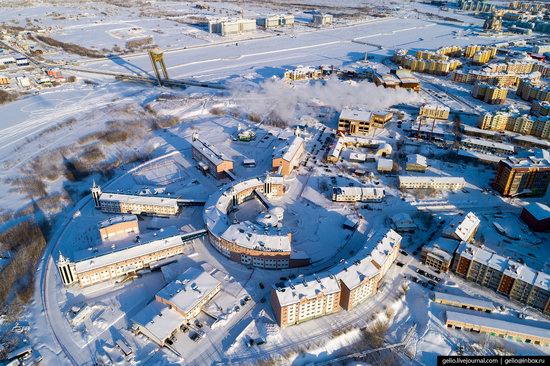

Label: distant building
[472,82,507,104]
[208,18,256,36]
[272,129,305,176]
[312,13,333,27]
[419,104,450,120]
[377,158,394,172]
[98,215,139,242]
[493,152,550,197]
[520,202,550,232]
[0,75,9,85]
[332,187,385,202]
[406,154,428,171]
[461,136,514,155]
[483,12,503,32]
[191,134,234,179]
[283,65,323,81]
[337,108,393,135]
[257,14,294,28]
[91,182,180,216]
[398,176,466,190]
[452,242,550,315]
[421,238,459,272]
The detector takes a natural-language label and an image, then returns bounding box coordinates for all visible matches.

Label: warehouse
[191,134,234,179]
[445,311,550,346]
[520,202,550,232]
[434,292,494,313]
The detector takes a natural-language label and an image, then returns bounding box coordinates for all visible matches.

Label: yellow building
[337,108,393,135]
[472,82,508,104]
[98,215,139,242]
[0,75,9,85]
[419,104,450,120]
[479,111,511,131]
[272,130,305,176]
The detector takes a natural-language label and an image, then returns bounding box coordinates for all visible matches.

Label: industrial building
[337,108,393,136]
[312,13,333,27]
[398,176,466,190]
[331,187,385,202]
[272,130,305,176]
[520,202,550,232]
[452,242,550,314]
[493,152,550,197]
[208,18,256,36]
[419,104,450,120]
[56,227,202,287]
[132,267,221,346]
[203,176,310,269]
[406,154,428,171]
[471,82,507,104]
[98,215,139,242]
[272,229,402,327]
[442,212,480,243]
[91,182,180,216]
[434,292,494,313]
[445,311,550,347]
[191,134,234,179]
[257,14,294,29]
[421,238,460,272]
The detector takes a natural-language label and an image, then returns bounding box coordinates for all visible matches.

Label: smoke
[230,77,420,124]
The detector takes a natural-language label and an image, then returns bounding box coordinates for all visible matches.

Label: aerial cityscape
[1,0,550,365]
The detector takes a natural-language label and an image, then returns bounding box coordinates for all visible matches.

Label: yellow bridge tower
[148,47,169,85]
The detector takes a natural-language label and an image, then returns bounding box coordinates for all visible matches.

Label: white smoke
[230,77,421,124]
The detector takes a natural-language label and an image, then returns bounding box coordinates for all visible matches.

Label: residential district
[1,0,550,365]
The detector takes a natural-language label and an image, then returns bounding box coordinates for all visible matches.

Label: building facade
[332,187,385,202]
[191,135,234,179]
[493,153,550,197]
[472,82,507,104]
[272,131,305,176]
[398,176,466,190]
[337,108,393,135]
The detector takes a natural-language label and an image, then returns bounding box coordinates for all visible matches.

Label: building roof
[98,214,137,229]
[391,213,416,229]
[273,135,304,162]
[156,267,220,315]
[99,192,179,208]
[445,311,550,340]
[457,149,504,163]
[434,292,494,310]
[132,300,186,343]
[407,154,428,167]
[333,186,385,198]
[443,212,480,242]
[191,136,232,167]
[461,136,515,153]
[339,108,372,122]
[74,227,183,274]
[399,176,466,185]
[377,158,393,171]
[524,202,550,221]
[349,152,367,161]
[423,237,460,261]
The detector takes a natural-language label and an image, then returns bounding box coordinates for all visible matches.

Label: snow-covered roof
[339,107,372,122]
[399,176,466,185]
[98,214,137,229]
[445,311,550,340]
[74,227,182,274]
[407,154,428,167]
[203,176,290,253]
[99,192,179,208]
[191,136,232,166]
[391,213,416,229]
[377,158,393,171]
[349,152,366,161]
[156,267,220,315]
[524,202,550,221]
[276,274,341,307]
[424,238,459,261]
[132,300,186,343]
[461,136,515,153]
[443,212,480,242]
[333,187,385,198]
[434,292,494,310]
[273,135,304,162]
[456,149,504,163]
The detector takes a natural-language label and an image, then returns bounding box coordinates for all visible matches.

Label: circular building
[203,176,310,269]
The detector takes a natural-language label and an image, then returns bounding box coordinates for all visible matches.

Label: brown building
[191,134,234,179]
[520,202,550,232]
[98,215,139,242]
[337,108,393,136]
[272,130,305,176]
[493,152,550,197]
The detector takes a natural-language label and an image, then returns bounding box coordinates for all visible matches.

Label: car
[399,250,409,256]
[234,305,240,312]
[260,297,266,303]
[189,332,200,342]
[166,338,174,345]
[244,295,251,302]
[279,276,288,281]
[396,262,405,267]
[259,282,264,289]
[194,319,203,328]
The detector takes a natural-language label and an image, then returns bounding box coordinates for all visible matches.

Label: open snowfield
[1,1,549,365]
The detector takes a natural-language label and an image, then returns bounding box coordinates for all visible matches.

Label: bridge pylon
[148,47,169,86]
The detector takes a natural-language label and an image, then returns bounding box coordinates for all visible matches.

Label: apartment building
[421,238,459,272]
[283,65,323,81]
[337,108,392,135]
[516,78,550,102]
[461,136,515,155]
[452,242,550,314]
[531,100,550,117]
[442,212,480,243]
[398,176,466,190]
[91,182,180,216]
[419,104,450,120]
[256,14,294,29]
[451,70,519,87]
[312,13,333,27]
[472,82,507,104]
[493,152,550,197]
[479,111,550,139]
[332,187,385,202]
[208,18,256,36]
